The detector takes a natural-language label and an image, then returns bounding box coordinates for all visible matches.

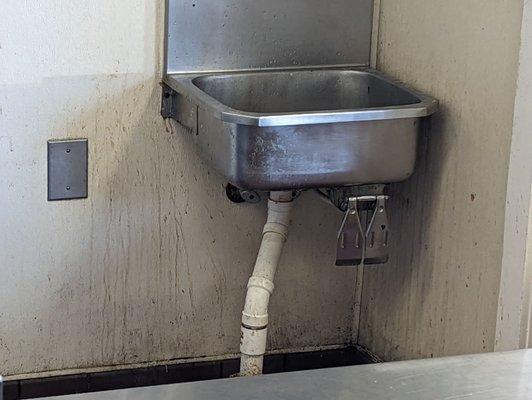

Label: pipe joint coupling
[267,203,293,218]
[263,222,289,239]
[269,191,294,203]
[240,326,268,356]
[247,276,275,294]
[242,311,268,328]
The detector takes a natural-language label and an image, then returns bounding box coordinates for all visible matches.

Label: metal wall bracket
[335,194,390,266]
[364,196,390,264]
[161,84,198,134]
[336,197,366,266]
[161,84,178,119]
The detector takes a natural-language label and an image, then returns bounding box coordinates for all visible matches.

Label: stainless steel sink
[162,0,439,265]
[163,68,437,190]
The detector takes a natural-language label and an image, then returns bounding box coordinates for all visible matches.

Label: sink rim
[163,67,438,127]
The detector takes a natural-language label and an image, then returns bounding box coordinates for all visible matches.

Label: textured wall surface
[0,0,356,376]
[358,0,524,360]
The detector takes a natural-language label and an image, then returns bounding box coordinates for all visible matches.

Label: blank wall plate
[47,139,88,201]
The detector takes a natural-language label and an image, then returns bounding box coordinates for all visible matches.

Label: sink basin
[163,68,438,190]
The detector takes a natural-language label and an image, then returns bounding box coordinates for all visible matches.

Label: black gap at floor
[5,346,379,400]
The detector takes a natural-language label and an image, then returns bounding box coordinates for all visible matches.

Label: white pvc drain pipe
[239,191,294,376]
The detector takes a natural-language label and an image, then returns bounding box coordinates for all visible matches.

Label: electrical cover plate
[47,139,88,201]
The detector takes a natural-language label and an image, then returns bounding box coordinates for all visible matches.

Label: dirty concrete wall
[0,1,357,377]
[358,0,524,360]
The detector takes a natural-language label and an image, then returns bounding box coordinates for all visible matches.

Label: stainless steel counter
[39,350,532,399]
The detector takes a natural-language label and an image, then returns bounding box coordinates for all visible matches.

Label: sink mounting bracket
[329,185,390,266]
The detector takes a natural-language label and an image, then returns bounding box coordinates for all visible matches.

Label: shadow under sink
[163,68,437,190]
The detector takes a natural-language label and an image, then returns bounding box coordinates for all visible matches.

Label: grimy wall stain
[359,0,524,360]
[0,1,356,376]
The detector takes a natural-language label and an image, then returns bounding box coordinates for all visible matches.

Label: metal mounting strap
[364,195,390,265]
[335,195,390,266]
[336,197,365,266]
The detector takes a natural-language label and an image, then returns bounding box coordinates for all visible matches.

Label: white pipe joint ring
[242,311,268,327]
[240,327,268,356]
[268,201,293,214]
[263,222,289,239]
[247,276,275,294]
[269,191,294,203]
